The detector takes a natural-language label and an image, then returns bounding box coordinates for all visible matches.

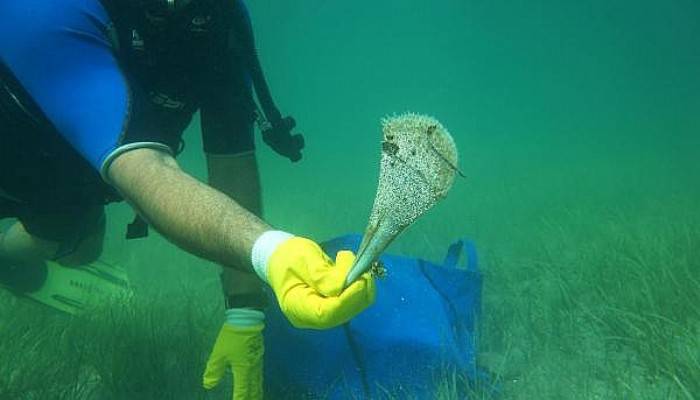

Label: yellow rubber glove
[203,322,264,400]
[253,233,376,329]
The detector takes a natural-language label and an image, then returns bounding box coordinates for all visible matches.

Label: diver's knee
[56,223,106,266]
[0,222,61,263]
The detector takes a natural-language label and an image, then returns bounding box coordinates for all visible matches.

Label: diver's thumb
[202,351,226,390]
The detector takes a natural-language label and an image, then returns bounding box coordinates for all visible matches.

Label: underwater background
[1,0,699,398]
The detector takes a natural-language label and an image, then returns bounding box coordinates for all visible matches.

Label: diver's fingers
[230,324,264,400]
[307,250,356,297]
[202,357,226,390]
[231,357,264,400]
[202,331,227,390]
[334,250,356,269]
[280,271,375,329]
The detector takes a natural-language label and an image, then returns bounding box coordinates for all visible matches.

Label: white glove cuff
[251,230,293,282]
[224,308,265,327]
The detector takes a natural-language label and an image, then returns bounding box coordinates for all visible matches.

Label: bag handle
[442,239,479,272]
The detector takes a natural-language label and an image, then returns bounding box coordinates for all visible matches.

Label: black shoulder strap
[99,0,149,58]
[227,0,282,123]
[0,60,52,133]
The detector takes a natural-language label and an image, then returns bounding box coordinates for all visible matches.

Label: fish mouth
[345,214,403,286]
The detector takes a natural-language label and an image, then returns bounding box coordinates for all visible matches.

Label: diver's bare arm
[107,148,270,270]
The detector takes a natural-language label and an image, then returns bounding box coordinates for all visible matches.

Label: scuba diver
[0,0,375,398]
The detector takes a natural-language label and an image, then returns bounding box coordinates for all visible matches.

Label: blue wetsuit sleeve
[0,1,168,180]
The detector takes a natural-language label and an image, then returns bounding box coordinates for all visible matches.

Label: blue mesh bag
[264,234,484,399]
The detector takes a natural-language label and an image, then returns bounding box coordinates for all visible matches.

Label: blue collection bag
[264,234,483,399]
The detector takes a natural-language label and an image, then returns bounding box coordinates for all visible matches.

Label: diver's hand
[252,232,375,329]
[203,309,264,400]
[261,115,304,162]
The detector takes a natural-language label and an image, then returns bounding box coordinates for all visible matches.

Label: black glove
[261,115,305,162]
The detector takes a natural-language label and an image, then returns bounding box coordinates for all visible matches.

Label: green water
[202,0,699,257]
[2,0,699,398]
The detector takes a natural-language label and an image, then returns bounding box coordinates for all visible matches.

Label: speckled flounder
[346,113,461,285]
